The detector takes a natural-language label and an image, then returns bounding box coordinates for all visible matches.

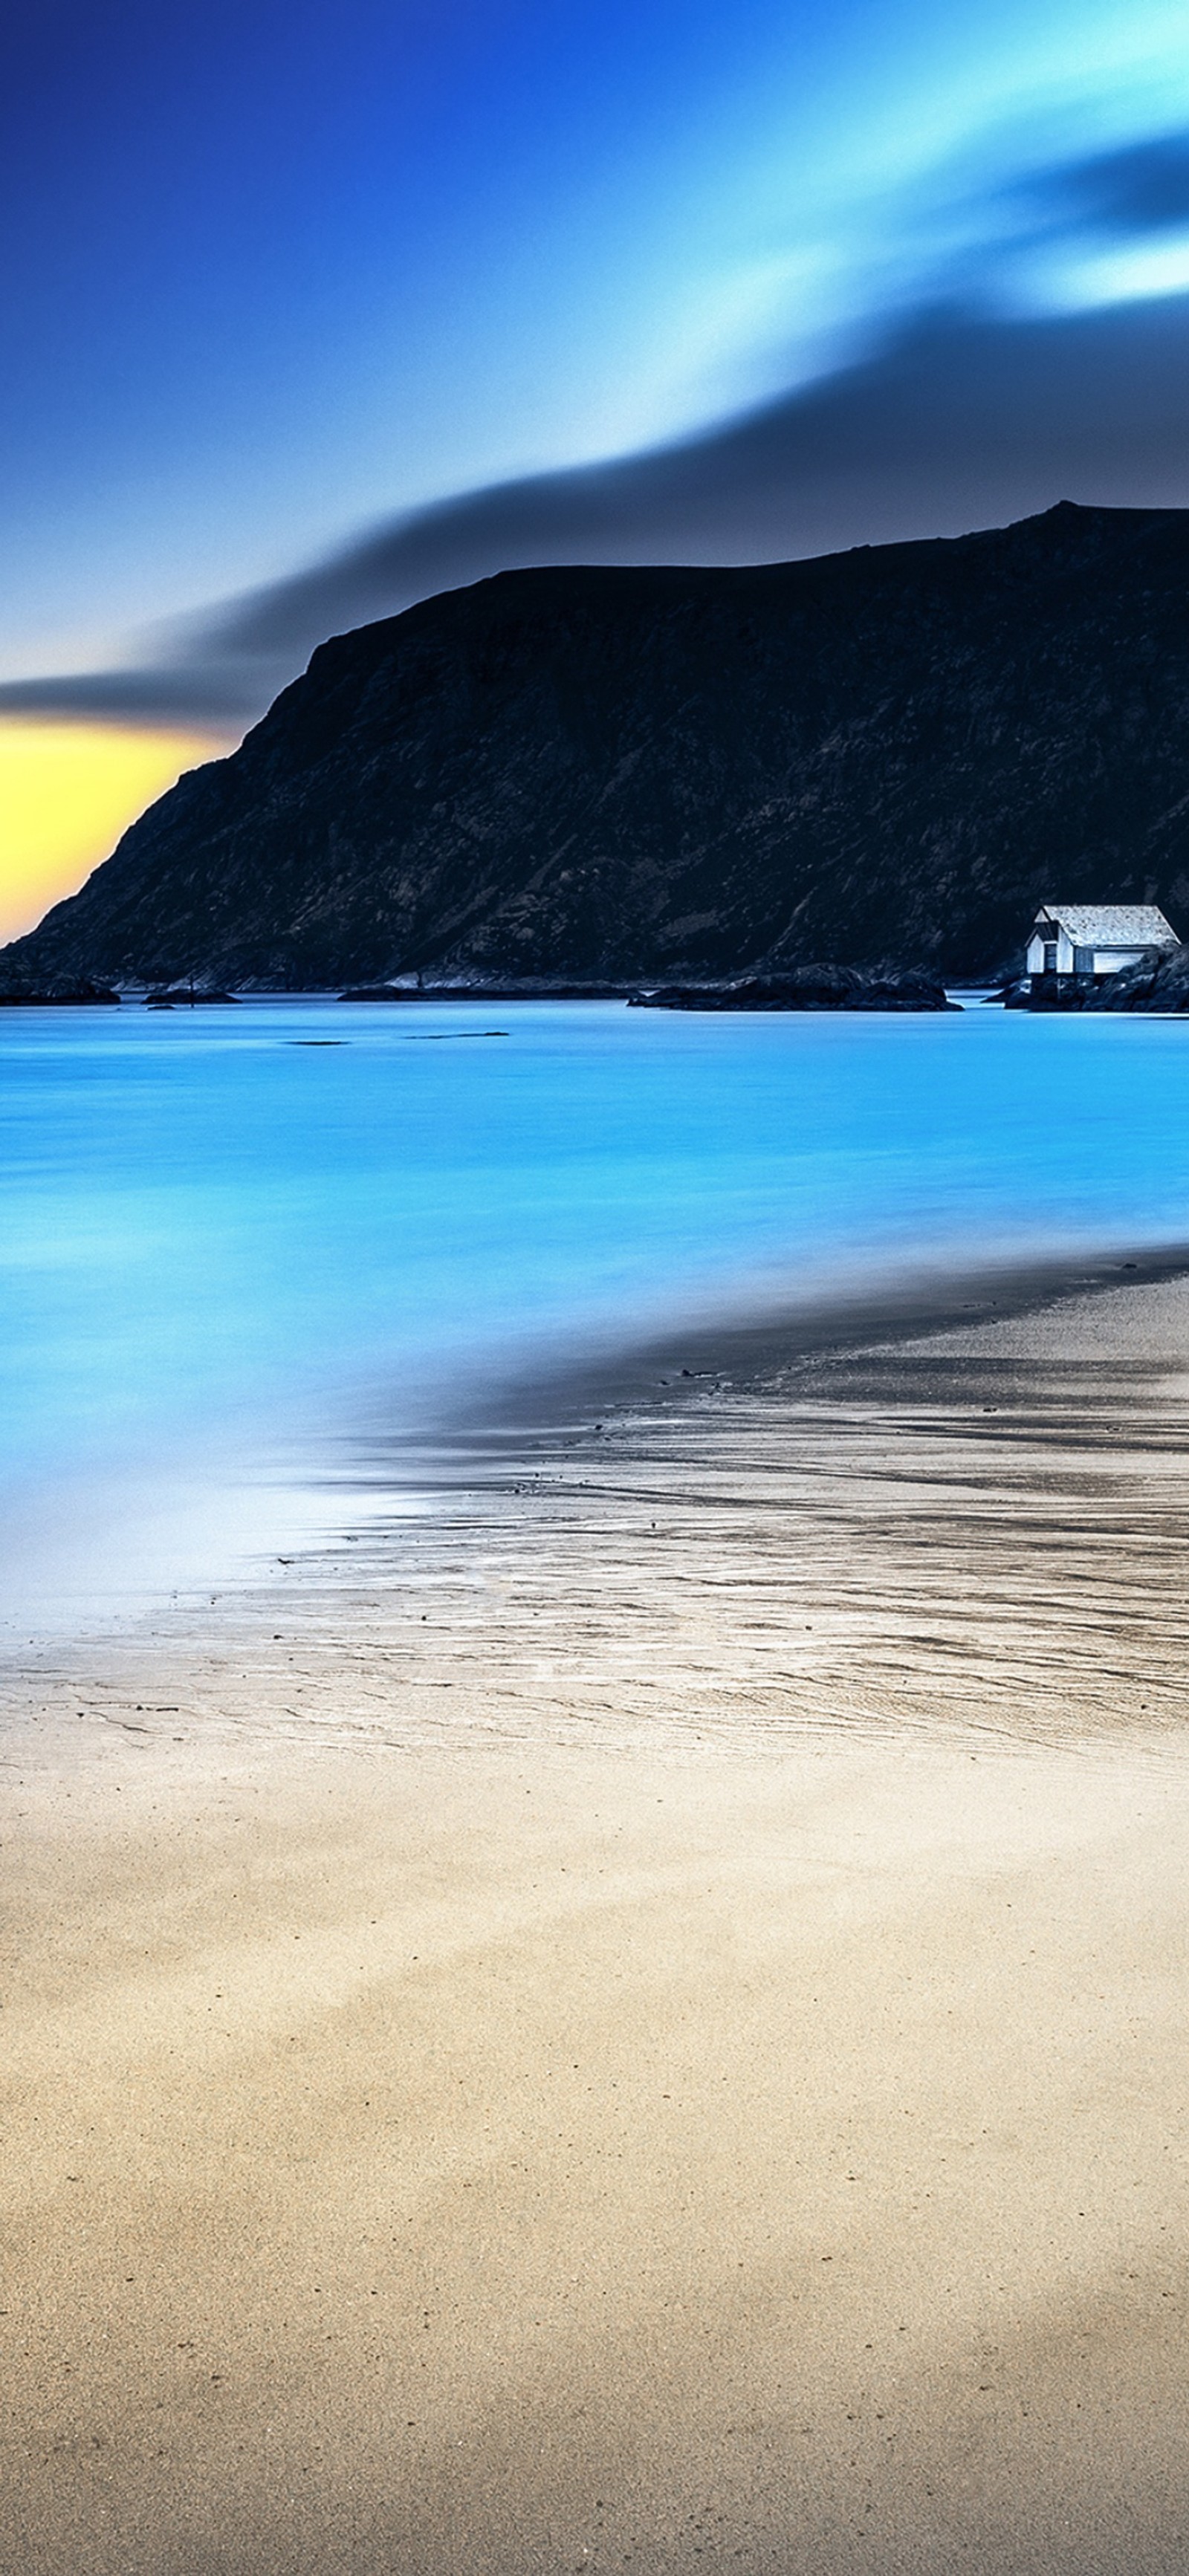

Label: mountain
[7,500,1189,991]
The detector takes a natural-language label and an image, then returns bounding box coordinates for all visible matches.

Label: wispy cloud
[7,123,1189,736]
[1031,130,1189,231]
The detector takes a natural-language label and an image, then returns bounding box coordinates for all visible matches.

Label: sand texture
[5,1262,1189,2572]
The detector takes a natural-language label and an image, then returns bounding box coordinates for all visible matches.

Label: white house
[1026,903,1180,984]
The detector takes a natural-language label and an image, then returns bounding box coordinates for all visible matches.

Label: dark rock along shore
[4,500,1189,994]
[631,966,956,1010]
[0,980,120,1005]
[1004,945,1189,1013]
[1086,944,1189,1012]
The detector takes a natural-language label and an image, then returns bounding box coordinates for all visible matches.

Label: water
[5,995,1189,1632]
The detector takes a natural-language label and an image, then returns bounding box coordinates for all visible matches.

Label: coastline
[437,1228,1189,1442]
[8,1230,1189,1759]
[7,1246,1189,2571]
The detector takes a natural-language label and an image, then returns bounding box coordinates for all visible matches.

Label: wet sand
[5,1258,1189,2572]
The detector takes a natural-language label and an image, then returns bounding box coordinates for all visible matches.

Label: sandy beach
[6,1253,1189,2573]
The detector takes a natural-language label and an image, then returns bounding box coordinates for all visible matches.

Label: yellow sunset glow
[0,718,230,947]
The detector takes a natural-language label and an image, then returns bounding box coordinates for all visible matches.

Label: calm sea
[4,995,1189,1632]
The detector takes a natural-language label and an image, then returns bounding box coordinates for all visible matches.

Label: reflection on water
[4,996,1189,1626]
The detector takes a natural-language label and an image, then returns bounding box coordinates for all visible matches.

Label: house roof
[1034,903,1179,948]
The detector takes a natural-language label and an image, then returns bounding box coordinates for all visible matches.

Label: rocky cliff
[7,500,1189,991]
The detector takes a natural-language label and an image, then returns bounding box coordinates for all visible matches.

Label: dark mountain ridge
[7,500,1189,991]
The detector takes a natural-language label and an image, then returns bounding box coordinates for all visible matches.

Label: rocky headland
[5,500,1189,995]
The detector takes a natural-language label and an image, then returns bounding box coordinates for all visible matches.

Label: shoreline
[8,1230,1189,1763]
[430,1228,1189,1447]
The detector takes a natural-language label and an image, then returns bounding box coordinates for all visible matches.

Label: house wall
[1027,927,1074,975]
[1027,930,1165,979]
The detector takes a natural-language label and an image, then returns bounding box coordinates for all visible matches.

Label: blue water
[4,995,1189,1629]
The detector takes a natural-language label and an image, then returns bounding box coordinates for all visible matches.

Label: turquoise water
[4,996,1189,1627]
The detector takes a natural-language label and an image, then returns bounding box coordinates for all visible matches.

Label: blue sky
[6,0,1189,711]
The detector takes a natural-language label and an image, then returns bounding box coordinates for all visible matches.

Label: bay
[4,994,1188,1632]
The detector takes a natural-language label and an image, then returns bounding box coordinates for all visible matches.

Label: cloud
[1038,130,1189,233]
[4,285,1189,735]
[0,666,250,725]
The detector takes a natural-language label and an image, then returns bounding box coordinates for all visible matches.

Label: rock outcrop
[0,980,120,1005]
[630,967,955,1010]
[1084,947,1189,1010]
[5,501,1189,992]
[143,986,240,1006]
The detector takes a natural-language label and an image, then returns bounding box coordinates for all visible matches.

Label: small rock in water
[145,986,239,1006]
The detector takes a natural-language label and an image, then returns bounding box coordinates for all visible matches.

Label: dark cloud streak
[1041,129,1189,233]
[6,289,1189,733]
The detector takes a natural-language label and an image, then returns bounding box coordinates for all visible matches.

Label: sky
[5,0,1189,941]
